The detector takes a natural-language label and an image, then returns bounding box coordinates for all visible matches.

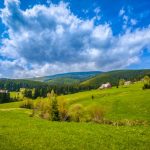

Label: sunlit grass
[0,82,150,149]
[0,110,150,150]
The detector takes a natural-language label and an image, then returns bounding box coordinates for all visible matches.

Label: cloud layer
[0,0,150,78]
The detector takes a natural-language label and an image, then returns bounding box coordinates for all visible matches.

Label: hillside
[0,81,150,149]
[29,71,102,82]
[80,69,150,89]
[64,81,150,121]
[28,69,150,88]
[0,79,49,91]
[47,77,80,85]
[0,69,150,95]
[2,81,150,122]
[0,110,149,150]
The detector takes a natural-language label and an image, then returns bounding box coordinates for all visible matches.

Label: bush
[88,105,105,123]
[34,100,51,119]
[20,99,34,109]
[58,98,68,121]
[119,79,125,86]
[142,76,150,89]
[33,91,60,121]
[143,76,150,83]
[143,83,150,90]
[0,92,10,103]
[69,104,84,122]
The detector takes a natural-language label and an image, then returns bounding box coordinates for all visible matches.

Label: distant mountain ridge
[80,69,150,89]
[28,71,102,82]
[0,69,150,94]
[27,69,150,86]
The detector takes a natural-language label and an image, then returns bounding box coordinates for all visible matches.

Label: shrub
[20,99,34,109]
[143,83,150,90]
[143,76,150,84]
[88,105,105,123]
[69,104,84,122]
[33,90,60,121]
[58,98,68,121]
[0,92,10,103]
[34,100,51,119]
[119,79,125,86]
[40,101,51,119]
[142,76,150,89]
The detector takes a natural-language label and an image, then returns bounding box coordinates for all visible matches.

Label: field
[0,110,150,150]
[0,82,150,150]
[64,82,150,122]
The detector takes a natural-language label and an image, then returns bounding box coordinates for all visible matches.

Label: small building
[124,81,132,86]
[99,82,112,90]
[0,90,8,93]
[0,90,10,103]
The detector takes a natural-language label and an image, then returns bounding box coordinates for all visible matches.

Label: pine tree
[51,96,59,121]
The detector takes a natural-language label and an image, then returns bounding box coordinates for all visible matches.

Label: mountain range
[0,69,150,91]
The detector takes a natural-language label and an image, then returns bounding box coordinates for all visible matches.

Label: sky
[0,0,150,78]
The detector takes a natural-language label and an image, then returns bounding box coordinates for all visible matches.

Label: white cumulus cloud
[0,0,150,78]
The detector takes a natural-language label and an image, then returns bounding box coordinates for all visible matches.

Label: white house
[99,82,112,90]
[0,90,8,93]
[124,81,132,86]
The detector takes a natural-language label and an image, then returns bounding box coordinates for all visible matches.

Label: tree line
[0,92,10,103]
[0,70,150,103]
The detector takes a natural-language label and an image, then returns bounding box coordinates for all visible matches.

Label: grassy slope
[0,110,150,150]
[80,69,150,88]
[1,82,150,121]
[0,82,150,149]
[1,81,150,121]
[65,82,150,121]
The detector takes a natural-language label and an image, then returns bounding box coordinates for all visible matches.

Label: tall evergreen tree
[51,90,59,121]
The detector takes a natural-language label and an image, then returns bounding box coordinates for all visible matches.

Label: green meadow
[0,82,150,150]
[64,82,150,121]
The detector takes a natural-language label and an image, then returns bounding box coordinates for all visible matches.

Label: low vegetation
[0,73,150,149]
[143,75,150,89]
[20,99,34,109]
[1,110,150,150]
[0,92,11,103]
[15,80,149,126]
[23,89,106,124]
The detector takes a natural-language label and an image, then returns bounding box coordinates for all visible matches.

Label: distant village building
[99,82,112,90]
[0,90,8,93]
[0,89,10,103]
[124,81,132,86]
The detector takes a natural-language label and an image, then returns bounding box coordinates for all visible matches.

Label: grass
[0,101,21,109]
[0,110,150,150]
[10,91,24,100]
[64,82,150,121]
[0,81,150,149]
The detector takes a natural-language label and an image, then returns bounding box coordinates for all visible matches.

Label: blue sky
[0,0,150,78]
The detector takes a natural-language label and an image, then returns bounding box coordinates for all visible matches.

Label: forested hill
[29,71,102,82]
[0,69,150,94]
[80,69,150,89]
[0,79,49,91]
